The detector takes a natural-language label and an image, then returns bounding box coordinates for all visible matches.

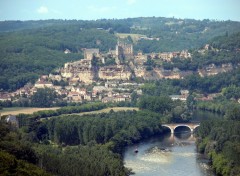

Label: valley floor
[0,107,60,116]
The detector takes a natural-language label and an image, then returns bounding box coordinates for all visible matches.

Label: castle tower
[116,41,133,62]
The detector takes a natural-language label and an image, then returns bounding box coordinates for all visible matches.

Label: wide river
[124,110,221,176]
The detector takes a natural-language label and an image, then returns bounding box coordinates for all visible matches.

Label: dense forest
[0,122,51,176]
[196,118,240,176]
[0,27,116,91]
[1,109,166,176]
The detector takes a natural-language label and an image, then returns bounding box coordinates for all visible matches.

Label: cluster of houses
[0,41,238,105]
[153,50,191,61]
[170,90,190,101]
[62,80,142,103]
[198,63,233,77]
[0,74,144,104]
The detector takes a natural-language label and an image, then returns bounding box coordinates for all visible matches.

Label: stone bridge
[162,123,200,134]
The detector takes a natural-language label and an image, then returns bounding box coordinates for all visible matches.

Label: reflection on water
[124,132,214,176]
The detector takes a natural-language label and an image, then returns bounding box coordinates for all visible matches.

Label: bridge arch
[174,125,192,133]
[162,123,200,134]
[162,125,174,133]
[192,125,200,132]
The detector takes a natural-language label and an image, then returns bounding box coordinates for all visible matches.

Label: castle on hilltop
[116,41,133,63]
[84,48,100,60]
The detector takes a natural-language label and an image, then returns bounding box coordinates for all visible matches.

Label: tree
[127,35,133,44]
[30,88,58,107]
[186,94,196,109]
[225,105,240,121]
[138,96,173,114]
[131,92,138,106]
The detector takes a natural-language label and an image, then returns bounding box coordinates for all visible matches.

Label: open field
[0,107,139,117]
[73,107,139,116]
[39,107,139,121]
[0,107,60,116]
[115,33,146,43]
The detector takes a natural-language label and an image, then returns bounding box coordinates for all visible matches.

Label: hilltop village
[0,41,235,104]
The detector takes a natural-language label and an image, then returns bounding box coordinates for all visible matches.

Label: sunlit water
[124,132,214,176]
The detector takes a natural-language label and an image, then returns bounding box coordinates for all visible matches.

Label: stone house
[5,115,19,128]
[0,93,11,101]
[34,79,53,88]
[67,91,82,102]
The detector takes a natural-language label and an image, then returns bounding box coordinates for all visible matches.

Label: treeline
[16,102,107,127]
[132,18,240,52]
[196,100,229,114]
[138,95,192,123]
[196,118,240,176]
[194,84,240,115]
[43,110,162,149]
[211,31,240,51]
[196,98,240,115]
[2,18,240,37]
[0,19,133,33]
[138,95,173,114]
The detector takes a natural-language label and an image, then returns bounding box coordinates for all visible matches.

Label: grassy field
[0,106,139,117]
[0,107,60,116]
[39,107,139,121]
[73,107,139,116]
[115,33,146,43]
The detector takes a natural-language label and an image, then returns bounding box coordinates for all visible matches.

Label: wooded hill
[0,27,116,91]
[1,17,240,51]
[162,32,240,71]
[0,17,240,91]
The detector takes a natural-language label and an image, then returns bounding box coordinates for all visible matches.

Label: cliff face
[61,59,132,82]
[61,59,96,84]
[60,58,235,83]
[99,65,132,80]
[198,63,233,77]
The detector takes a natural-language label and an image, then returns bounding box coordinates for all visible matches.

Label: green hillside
[0,26,117,91]
[0,17,240,91]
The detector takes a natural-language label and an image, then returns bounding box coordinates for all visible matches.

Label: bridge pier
[190,128,194,133]
[169,133,175,142]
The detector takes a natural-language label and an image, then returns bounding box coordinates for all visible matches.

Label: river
[123,110,221,176]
